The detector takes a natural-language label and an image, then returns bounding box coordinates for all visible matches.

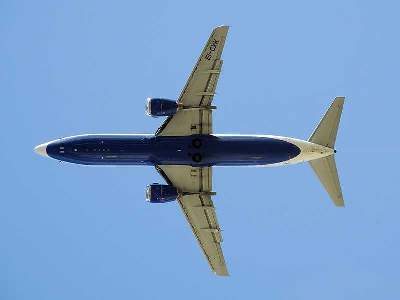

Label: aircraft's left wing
[156,26,229,136]
[156,165,228,276]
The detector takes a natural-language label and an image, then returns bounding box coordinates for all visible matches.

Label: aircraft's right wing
[156,165,228,276]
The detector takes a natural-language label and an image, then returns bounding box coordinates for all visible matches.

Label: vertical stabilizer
[308,97,345,207]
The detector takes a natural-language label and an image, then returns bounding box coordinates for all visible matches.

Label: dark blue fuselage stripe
[46,135,301,166]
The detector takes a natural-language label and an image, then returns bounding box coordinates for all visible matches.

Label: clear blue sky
[1,0,399,299]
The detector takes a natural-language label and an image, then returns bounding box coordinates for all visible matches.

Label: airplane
[35,26,345,276]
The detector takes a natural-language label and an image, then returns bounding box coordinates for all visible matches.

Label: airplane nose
[34,143,49,157]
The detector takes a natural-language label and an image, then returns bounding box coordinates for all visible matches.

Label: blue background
[2,0,399,299]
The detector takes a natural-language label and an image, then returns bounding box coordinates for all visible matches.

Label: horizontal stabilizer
[309,155,344,207]
[309,97,344,148]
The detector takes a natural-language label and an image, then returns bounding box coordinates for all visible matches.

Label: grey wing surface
[156,25,229,136]
[156,165,228,276]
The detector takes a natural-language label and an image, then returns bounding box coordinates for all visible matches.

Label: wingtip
[214,25,230,31]
[334,96,345,104]
[215,271,230,277]
[334,196,345,207]
[213,266,229,276]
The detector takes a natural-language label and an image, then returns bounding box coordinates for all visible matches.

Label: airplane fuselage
[37,134,334,166]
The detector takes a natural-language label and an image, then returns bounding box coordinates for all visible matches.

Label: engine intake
[146,98,178,117]
[146,183,178,203]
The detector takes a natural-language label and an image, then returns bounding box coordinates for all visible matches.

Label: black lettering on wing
[203,39,219,61]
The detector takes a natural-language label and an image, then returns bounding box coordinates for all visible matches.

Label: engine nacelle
[146,98,178,117]
[146,183,178,203]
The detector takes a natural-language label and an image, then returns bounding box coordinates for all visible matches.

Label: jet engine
[145,98,178,117]
[146,183,178,203]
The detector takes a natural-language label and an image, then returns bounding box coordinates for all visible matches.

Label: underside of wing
[178,25,229,108]
[156,165,228,276]
[156,26,229,136]
[155,109,212,136]
[178,194,228,276]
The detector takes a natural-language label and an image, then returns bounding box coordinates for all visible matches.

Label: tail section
[308,97,345,207]
[308,97,344,148]
[309,156,344,206]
